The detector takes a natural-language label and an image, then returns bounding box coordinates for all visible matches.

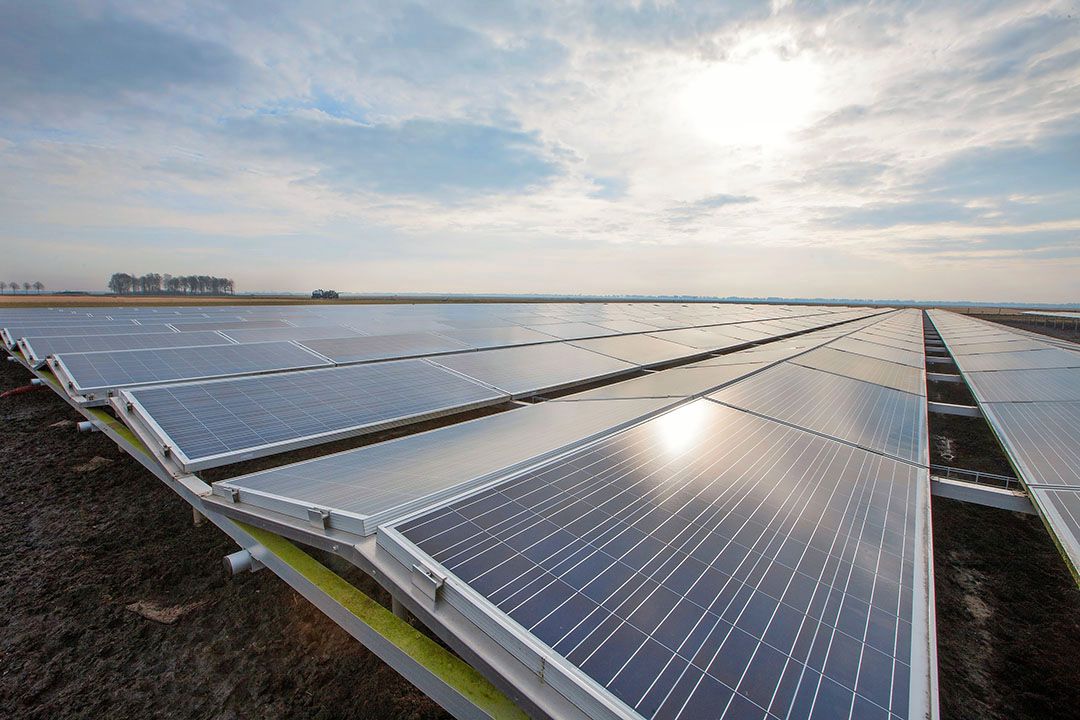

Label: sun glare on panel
[679,51,822,148]
[652,399,713,456]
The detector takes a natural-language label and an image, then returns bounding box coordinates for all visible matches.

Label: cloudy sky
[2,1,1078,301]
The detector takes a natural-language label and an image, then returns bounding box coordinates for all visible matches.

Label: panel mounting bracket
[411,562,446,605]
[307,506,331,529]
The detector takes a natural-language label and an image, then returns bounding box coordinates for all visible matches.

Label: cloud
[665,194,758,226]
[0,4,243,106]
[225,113,562,197]
[917,130,1080,198]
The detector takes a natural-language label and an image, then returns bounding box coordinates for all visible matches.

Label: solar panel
[298,332,475,363]
[682,344,819,368]
[571,334,703,367]
[928,309,1080,579]
[555,364,770,401]
[647,328,747,350]
[843,333,924,353]
[219,325,366,343]
[945,339,1048,354]
[52,341,330,400]
[965,368,1080,402]
[438,326,557,349]
[955,348,1080,372]
[2,322,175,346]
[527,322,618,340]
[593,320,661,333]
[1030,488,1080,575]
[791,347,925,396]
[981,402,1080,488]
[169,319,293,331]
[709,363,927,464]
[19,331,231,368]
[122,359,507,471]
[717,325,776,342]
[429,343,635,398]
[388,400,933,720]
[217,396,676,534]
[826,338,925,368]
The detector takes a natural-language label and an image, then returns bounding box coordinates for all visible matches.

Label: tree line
[1,281,45,294]
[107,273,236,295]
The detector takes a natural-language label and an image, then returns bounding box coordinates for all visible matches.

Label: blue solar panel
[393,400,930,720]
[125,359,507,470]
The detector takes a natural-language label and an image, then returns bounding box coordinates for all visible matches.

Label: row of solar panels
[114,312,882,474]
[15,309,876,407]
[927,310,1080,577]
[367,309,934,720]
[3,305,872,403]
[0,301,842,342]
[6,302,938,719]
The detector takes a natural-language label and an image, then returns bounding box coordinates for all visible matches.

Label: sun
[678,51,822,148]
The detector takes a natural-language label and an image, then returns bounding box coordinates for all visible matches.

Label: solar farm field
[2,300,1079,720]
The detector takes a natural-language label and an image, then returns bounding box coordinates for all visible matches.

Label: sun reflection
[652,399,713,456]
[678,50,822,148]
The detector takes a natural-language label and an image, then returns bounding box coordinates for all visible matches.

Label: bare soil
[0,359,448,720]
[932,497,1080,720]
[928,414,1016,476]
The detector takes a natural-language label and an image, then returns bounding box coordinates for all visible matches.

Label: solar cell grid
[393,400,927,720]
[438,326,556,349]
[526,322,618,340]
[708,363,926,464]
[965,368,1080,402]
[124,358,507,470]
[19,330,232,367]
[219,325,365,343]
[981,402,1080,488]
[298,332,473,363]
[555,364,769,402]
[955,347,1080,372]
[792,347,925,396]
[571,334,703,367]
[826,338,924,368]
[429,342,635,398]
[217,396,675,533]
[54,341,329,396]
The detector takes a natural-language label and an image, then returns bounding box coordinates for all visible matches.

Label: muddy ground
[932,497,1080,720]
[0,359,449,720]
[4,354,1080,719]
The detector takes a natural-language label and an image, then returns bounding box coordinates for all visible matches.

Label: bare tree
[0,282,6,294]
[9,280,18,294]
[22,281,30,294]
[33,281,44,294]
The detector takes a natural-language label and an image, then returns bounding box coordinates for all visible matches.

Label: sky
[1,1,1078,302]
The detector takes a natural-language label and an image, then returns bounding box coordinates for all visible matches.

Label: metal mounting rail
[929,464,1021,491]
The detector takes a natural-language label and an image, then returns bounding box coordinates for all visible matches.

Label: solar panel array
[123,359,507,471]
[928,309,1080,576]
[383,309,933,720]
[52,341,331,399]
[0,302,948,719]
[214,316,890,533]
[19,330,233,368]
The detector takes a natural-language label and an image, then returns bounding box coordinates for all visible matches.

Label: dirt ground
[0,359,449,720]
[932,497,1080,720]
